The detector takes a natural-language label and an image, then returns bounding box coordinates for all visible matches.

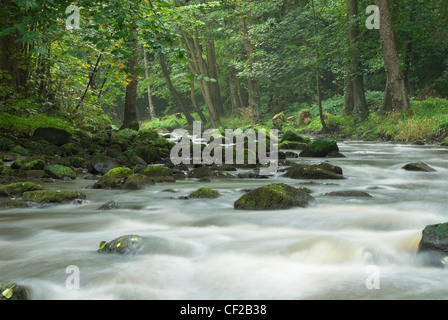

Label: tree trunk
[190,77,207,123]
[237,14,259,124]
[346,0,369,124]
[121,41,139,130]
[143,46,157,120]
[206,40,224,117]
[158,52,194,126]
[376,0,410,111]
[343,72,354,115]
[311,0,328,132]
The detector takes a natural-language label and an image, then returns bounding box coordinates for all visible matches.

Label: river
[0,141,447,300]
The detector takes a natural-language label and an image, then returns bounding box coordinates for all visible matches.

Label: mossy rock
[299,138,339,157]
[402,162,436,172]
[97,235,144,255]
[10,145,28,156]
[284,163,344,180]
[0,182,43,197]
[32,127,71,146]
[61,142,84,155]
[0,198,31,209]
[94,167,133,189]
[22,159,46,171]
[44,164,76,179]
[112,128,139,141]
[0,281,31,300]
[25,170,46,179]
[134,145,161,163]
[417,222,448,267]
[22,190,87,203]
[141,165,173,178]
[134,129,160,145]
[121,173,154,190]
[0,165,17,176]
[86,155,120,175]
[279,141,308,150]
[0,138,15,151]
[280,131,310,144]
[188,188,220,198]
[322,190,372,197]
[234,183,314,210]
[70,156,86,168]
[440,137,448,147]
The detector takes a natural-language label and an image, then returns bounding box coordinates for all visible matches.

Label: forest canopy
[1,0,447,142]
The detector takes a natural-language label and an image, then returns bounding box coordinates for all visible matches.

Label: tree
[343,0,369,123]
[376,0,410,112]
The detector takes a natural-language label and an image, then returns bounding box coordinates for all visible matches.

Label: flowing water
[0,141,447,300]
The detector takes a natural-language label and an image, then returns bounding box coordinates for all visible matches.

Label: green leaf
[2,284,16,299]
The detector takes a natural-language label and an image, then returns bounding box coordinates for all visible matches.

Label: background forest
[1,0,448,143]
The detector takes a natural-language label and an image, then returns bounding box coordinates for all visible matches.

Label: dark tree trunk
[121,41,139,130]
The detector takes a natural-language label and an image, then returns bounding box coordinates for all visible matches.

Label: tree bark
[190,77,207,123]
[143,46,157,120]
[121,41,139,130]
[158,52,194,125]
[346,0,369,124]
[237,14,259,124]
[376,0,410,111]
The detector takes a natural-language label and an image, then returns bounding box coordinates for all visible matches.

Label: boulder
[44,164,76,179]
[32,127,71,146]
[93,167,133,189]
[280,131,310,144]
[97,200,120,210]
[299,138,340,157]
[141,165,174,182]
[402,162,436,172]
[98,235,144,255]
[321,190,372,197]
[188,188,220,198]
[234,183,314,210]
[0,182,43,197]
[22,159,46,171]
[86,155,121,175]
[0,281,30,300]
[284,163,344,180]
[0,198,31,209]
[22,190,87,203]
[121,173,154,190]
[279,141,308,150]
[417,222,448,267]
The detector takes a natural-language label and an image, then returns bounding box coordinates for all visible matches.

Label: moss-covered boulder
[284,163,344,180]
[0,198,31,209]
[299,138,340,157]
[61,142,84,156]
[32,127,71,146]
[22,190,86,203]
[10,145,28,156]
[417,222,448,267]
[0,182,43,197]
[280,131,310,144]
[133,145,161,164]
[97,234,144,255]
[86,155,121,175]
[0,281,30,300]
[44,164,76,179]
[22,159,46,171]
[402,162,436,172]
[188,188,220,199]
[0,138,15,151]
[121,173,154,190]
[279,141,308,150]
[322,190,372,197]
[141,165,174,182]
[94,167,133,189]
[234,183,314,210]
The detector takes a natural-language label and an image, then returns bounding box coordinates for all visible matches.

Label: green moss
[141,166,173,178]
[234,183,314,210]
[280,131,311,143]
[97,234,143,255]
[96,167,133,189]
[0,198,31,208]
[284,163,344,180]
[0,165,16,176]
[61,142,84,155]
[22,159,46,171]
[134,146,161,163]
[70,156,86,168]
[300,138,339,157]
[402,162,436,172]
[188,188,220,198]
[44,165,76,179]
[22,190,86,203]
[0,182,43,196]
[279,141,308,150]
[11,145,28,156]
[121,174,154,190]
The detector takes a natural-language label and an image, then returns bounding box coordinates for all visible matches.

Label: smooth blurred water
[0,141,447,299]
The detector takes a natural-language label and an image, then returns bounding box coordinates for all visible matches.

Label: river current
[0,141,447,299]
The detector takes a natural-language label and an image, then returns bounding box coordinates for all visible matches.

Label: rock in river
[234,183,314,210]
[284,163,344,180]
[417,222,448,267]
[402,162,436,172]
